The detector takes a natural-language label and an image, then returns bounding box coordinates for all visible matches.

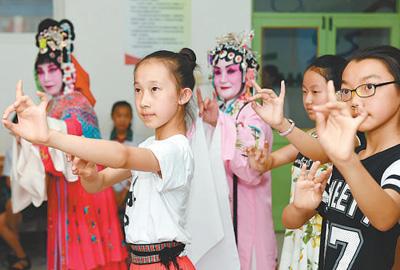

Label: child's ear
[178,88,193,105]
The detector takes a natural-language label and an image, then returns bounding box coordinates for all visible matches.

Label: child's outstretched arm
[3,81,160,172]
[314,82,400,231]
[248,80,328,163]
[46,131,159,171]
[71,156,132,193]
[282,161,331,229]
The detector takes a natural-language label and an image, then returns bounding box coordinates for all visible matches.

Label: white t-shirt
[124,134,194,244]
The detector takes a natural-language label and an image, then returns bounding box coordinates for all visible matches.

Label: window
[254,0,396,13]
[0,0,53,32]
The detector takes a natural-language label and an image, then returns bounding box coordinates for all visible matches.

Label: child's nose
[305,93,312,104]
[140,92,151,108]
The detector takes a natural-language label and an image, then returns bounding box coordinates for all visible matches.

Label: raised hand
[248,80,286,130]
[196,88,219,127]
[2,80,50,144]
[246,142,272,173]
[293,161,332,210]
[313,81,367,163]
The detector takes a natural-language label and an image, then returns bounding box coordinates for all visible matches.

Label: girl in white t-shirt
[3,48,198,270]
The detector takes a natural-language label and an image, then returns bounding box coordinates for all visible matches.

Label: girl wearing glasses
[280,45,400,269]
[246,55,360,270]
[337,79,399,102]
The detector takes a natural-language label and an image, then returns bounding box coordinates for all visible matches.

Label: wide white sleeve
[47,117,77,182]
[10,118,77,213]
[186,118,240,269]
[147,137,194,192]
[11,138,46,213]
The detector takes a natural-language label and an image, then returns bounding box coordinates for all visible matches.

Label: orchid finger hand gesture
[2,80,50,145]
[248,80,287,130]
[293,161,332,211]
[313,81,367,163]
[196,88,219,127]
[246,142,272,173]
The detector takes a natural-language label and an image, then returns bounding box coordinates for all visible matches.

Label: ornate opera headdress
[208,31,259,84]
[34,19,96,105]
[34,19,76,95]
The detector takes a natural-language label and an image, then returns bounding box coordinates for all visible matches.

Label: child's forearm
[45,129,159,172]
[46,129,128,168]
[270,144,298,170]
[276,119,328,162]
[282,203,316,229]
[81,173,105,193]
[81,168,132,194]
[336,155,400,231]
[101,168,132,189]
[288,129,327,162]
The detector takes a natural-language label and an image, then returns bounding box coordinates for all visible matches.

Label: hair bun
[179,48,197,71]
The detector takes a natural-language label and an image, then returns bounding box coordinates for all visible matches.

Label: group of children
[245,47,400,269]
[1,17,400,270]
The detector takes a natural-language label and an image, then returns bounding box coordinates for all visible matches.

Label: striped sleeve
[381,159,400,193]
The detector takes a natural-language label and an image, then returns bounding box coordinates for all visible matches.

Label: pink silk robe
[217,97,277,270]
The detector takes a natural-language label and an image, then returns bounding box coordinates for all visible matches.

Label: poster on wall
[124,0,191,65]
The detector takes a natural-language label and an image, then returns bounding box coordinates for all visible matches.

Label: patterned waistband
[129,241,185,265]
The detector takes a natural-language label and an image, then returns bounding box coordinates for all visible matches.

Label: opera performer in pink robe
[197,32,277,270]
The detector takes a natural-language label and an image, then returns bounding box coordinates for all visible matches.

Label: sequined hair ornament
[208,31,259,84]
[35,19,76,94]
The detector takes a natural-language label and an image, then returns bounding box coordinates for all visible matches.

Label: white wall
[0,33,37,153]
[0,0,251,154]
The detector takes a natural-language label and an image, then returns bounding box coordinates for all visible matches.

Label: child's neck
[361,118,400,158]
[155,118,186,140]
[115,129,127,142]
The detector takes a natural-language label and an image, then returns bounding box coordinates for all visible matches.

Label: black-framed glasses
[336,80,400,102]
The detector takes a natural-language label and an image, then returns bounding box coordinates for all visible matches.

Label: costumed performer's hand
[245,142,272,173]
[2,80,50,145]
[196,88,219,127]
[247,80,287,130]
